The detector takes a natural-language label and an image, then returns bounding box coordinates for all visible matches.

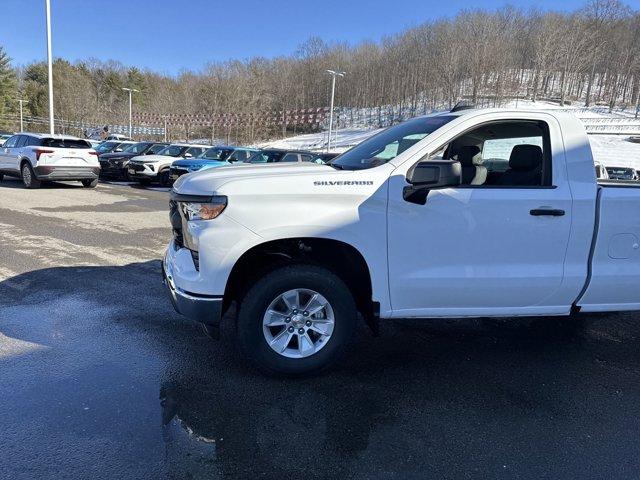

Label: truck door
[387,119,574,317]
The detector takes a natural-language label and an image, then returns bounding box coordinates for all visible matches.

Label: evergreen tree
[0,46,17,130]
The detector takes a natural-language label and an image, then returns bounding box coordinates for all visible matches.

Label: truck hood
[173,162,339,195]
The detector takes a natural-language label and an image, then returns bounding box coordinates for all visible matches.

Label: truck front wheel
[237,265,357,376]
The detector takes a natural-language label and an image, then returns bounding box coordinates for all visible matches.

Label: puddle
[163,414,218,478]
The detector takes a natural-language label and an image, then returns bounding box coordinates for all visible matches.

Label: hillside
[264,101,640,170]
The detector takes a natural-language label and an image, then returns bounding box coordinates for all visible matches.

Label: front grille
[130,163,145,172]
[170,167,188,179]
[169,200,184,248]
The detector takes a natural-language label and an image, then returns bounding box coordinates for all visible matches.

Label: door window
[228,149,253,162]
[3,136,19,148]
[280,153,300,162]
[186,147,204,157]
[427,121,551,187]
[15,136,27,148]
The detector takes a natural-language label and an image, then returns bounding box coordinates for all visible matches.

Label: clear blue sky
[0,0,609,75]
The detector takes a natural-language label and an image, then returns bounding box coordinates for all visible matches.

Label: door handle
[530,208,565,216]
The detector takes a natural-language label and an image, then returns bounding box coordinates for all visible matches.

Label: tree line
[0,0,639,142]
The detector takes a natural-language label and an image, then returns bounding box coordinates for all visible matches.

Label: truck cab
[164,108,640,376]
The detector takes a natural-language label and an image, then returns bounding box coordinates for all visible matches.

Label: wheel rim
[22,165,31,186]
[262,288,335,359]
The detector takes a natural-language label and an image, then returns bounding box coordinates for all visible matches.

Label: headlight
[180,196,227,221]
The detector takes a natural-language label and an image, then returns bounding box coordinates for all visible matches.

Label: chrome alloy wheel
[262,288,335,359]
[22,164,32,186]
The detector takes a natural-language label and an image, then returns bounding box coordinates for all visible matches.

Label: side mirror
[403,160,461,205]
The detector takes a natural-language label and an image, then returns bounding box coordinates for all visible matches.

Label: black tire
[21,162,41,189]
[158,169,171,187]
[237,264,357,377]
[81,178,99,188]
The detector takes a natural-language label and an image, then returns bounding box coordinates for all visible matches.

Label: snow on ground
[261,128,381,153]
[264,102,640,170]
[589,136,640,170]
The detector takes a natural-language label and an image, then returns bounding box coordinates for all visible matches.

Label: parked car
[245,149,318,164]
[595,161,609,180]
[105,133,132,141]
[0,133,13,147]
[127,143,210,186]
[169,146,260,182]
[606,166,639,181]
[99,141,168,179]
[94,140,135,155]
[0,133,99,188]
[310,152,340,164]
[165,108,640,376]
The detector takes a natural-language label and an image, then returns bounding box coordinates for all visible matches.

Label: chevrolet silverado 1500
[164,108,640,375]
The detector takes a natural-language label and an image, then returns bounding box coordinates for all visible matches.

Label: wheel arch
[223,237,376,320]
[19,157,33,169]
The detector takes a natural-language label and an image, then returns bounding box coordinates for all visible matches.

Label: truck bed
[577,183,640,312]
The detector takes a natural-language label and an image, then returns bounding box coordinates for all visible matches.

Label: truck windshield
[331,115,457,170]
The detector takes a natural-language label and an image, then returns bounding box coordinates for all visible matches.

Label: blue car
[169,146,259,182]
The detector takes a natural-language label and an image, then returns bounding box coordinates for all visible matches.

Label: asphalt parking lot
[2,178,640,480]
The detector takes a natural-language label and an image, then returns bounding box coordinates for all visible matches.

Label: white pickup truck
[163,108,640,376]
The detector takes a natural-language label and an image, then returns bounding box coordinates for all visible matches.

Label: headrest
[457,145,482,167]
[509,145,543,171]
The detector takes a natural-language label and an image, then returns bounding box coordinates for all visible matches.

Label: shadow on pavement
[0,176,86,189]
[2,262,640,479]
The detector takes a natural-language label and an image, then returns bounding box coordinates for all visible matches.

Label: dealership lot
[2,179,640,479]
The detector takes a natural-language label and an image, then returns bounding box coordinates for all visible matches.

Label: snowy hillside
[263,101,640,170]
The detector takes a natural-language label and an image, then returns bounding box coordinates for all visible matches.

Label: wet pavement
[2,178,640,479]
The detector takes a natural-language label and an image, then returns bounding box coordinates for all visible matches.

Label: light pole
[122,87,139,138]
[16,99,29,132]
[163,115,168,142]
[326,70,345,152]
[45,0,54,134]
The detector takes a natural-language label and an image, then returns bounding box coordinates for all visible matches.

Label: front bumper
[34,165,100,180]
[99,160,129,178]
[169,167,188,182]
[162,244,223,336]
[128,163,158,179]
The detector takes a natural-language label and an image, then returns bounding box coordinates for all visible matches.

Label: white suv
[127,143,210,187]
[0,133,100,188]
